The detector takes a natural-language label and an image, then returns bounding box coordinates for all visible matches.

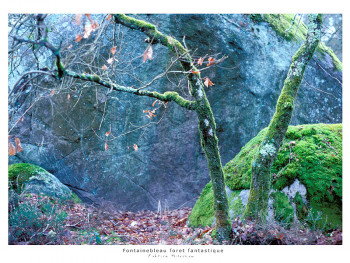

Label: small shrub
[8,193,67,245]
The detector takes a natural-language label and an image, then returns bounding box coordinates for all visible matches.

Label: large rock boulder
[8,14,342,211]
[8,163,80,202]
[188,123,342,230]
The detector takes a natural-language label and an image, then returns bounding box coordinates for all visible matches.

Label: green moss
[9,163,81,203]
[8,163,46,193]
[189,123,342,230]
[293,192,308,220]
[271,192,294,224]
[227,190,245,217]
[307,200,342,230]
[316,42,343,71]
[225,123,342,194]
[71,192,82,204]
[188,182,215,227]
[249,14,342,71]
[251,14,308,42]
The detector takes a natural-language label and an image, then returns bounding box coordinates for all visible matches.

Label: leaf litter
[9,194,342,245]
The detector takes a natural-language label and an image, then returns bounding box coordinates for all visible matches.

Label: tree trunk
[113,14,232,241]
[244,14,322,222]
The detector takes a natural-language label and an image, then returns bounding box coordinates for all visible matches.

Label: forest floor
[8,194,342,245]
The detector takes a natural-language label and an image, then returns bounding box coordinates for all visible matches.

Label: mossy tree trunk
[113,14,232,241]
[243,14,322,222]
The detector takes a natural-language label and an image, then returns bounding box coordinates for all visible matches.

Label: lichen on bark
[243,14,323,223]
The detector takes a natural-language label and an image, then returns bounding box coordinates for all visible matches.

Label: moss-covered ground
[189,123,342,230]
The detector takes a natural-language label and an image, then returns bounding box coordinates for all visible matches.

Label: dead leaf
[207,57,215,66]
[197,57,204,66]
[107,14,113,21]
[75,14,82,25]
[133,144,138,152]
[167,37,173,45]
[91,21,99,30]
[50,89,55,96]
[67,94,71,100]
[143,46,153,62]
[173,217,187,227]
[105,131,111,137]
[101,65,108,70]
[148,45,153,60]
[83,24,93,38]
[111,46,117,55]
[9,142,16,156]
[85,14,92,22]
[15,138,23,153]
[190,70,199,74]
[105,142,108,151]
[198,228,212,238]
[203,77,215,87]
[152,100,158,107]
[75,34,83,42]
[107,58,114,64]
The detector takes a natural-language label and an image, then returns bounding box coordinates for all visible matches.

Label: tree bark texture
[244,14,322,222]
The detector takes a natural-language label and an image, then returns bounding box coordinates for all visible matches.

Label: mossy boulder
[189,123,342,230]
[8,163,81,202]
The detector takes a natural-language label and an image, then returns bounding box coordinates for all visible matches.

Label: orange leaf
[198,228,212,238]
[50,89,55,96]
[133,144,138,152]
[107,14,113,21]
[111,46,117,55]
[207,57,215,66]
[85,14,92,22]
[191,70,199,74]
[75,14,82,25]
[75,34,83,42]
[105,131,111,137]
[91,21,99,30]
[105,142,108,151]
[197,57,204,66]
[101,65,108,70]
[15,137,23,153]
[203,77,215,87]
[142,46,153,62]
[9,142,16,156]
[152,100,158,107]
[173,217,187,227]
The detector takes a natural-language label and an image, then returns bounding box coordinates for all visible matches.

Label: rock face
[189,124,342,230]
[8,14,342,211]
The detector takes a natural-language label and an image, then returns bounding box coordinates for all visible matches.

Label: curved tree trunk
[113,14,232,241]
[244,14,322,222]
